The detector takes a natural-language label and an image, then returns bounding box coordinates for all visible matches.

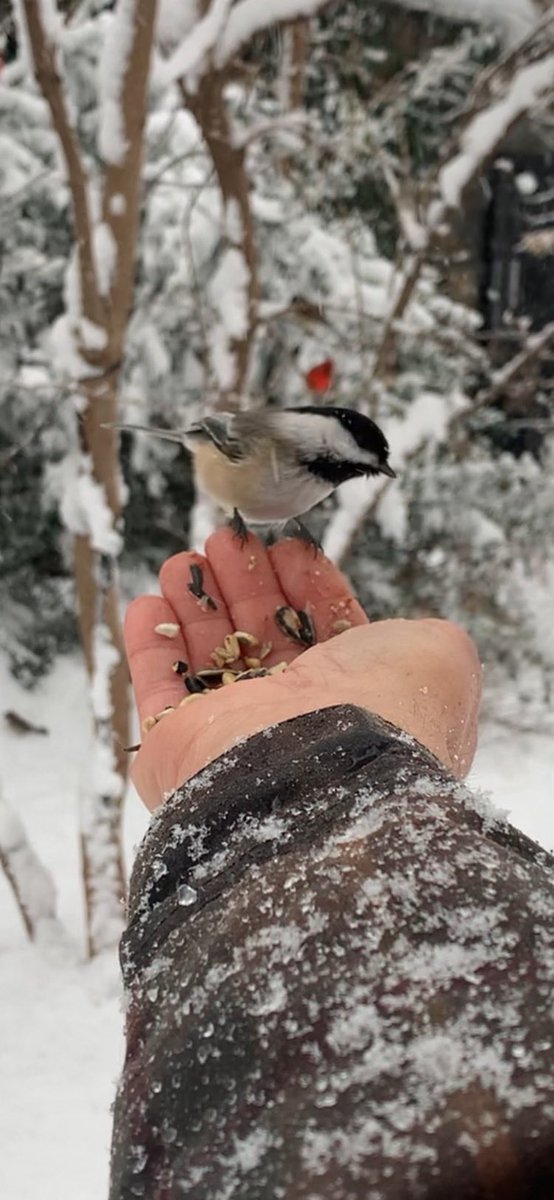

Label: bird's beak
[380,462,397,479]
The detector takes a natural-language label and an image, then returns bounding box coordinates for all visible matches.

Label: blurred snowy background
[1,0,553,1196]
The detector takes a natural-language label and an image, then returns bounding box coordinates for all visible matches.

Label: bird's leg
[229,507,249,546]
[286,517,322,556]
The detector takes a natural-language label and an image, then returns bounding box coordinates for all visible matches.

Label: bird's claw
[229,508,249,546]
[286,517,322,556]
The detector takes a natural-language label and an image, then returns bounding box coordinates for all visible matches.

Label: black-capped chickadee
[109,405,395,529]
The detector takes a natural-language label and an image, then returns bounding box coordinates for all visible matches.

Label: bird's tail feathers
[102,422,185,445]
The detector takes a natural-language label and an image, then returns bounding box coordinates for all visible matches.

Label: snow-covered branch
[157,0,332,87]
[371,34,554,387]
[0,783,62,942]
[99,0,158,346]
[18,0,102,327]
[323,390,467,563]
[233,110,309,150]
[379,0,540,48]
[157,0,233,89]
[328,317,554,568]
[437,54,554,211]
[452,320,554,419]
[215,0,331,68]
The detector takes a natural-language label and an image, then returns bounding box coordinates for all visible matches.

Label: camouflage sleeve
[109,704,554,1200]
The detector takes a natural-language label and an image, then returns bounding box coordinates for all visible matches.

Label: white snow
[439,56,554,210]
[208,245,250,388]
[91,624,120,722]
[217,1,345,68]
[109,192,127,216]
[93,221,117,297]
[156,0,332,85]
[98,3,137,165]
[0,654,147,1200]
[515,170,538,195]
[61,453,123,556]
[157,0,233,89]
[156,0,200,49]
[0,784,60,937]
[36,0,64,45]
[79,316,108,351]
[323,391,468,558]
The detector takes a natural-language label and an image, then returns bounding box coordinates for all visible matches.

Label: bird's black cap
[288,405,395,478]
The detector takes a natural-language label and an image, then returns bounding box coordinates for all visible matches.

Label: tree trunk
[184,73,259,400]
[73,373,129,955]
[20,0,158,955]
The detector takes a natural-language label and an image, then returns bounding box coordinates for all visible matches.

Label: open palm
[125,529,481,811]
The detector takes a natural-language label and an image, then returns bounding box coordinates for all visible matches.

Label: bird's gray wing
[184,414,247,462]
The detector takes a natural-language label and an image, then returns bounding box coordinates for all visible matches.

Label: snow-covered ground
[0,652,552,1200]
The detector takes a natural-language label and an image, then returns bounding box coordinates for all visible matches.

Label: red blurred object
[305,358,334,393]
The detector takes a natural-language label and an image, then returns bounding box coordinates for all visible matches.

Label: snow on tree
[0,778,65,943]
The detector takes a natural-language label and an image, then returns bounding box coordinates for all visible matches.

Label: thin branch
[100,0,159,358]
[233,110,309,150]
[181,165,217,394]
[20,0,101,323]
[215,0,333,69]
[0,784,61,941]
[327,316,554,568]
[451,320,554,423]
[370,36,554,390]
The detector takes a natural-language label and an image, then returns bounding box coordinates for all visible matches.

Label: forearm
[110,706,554,1200]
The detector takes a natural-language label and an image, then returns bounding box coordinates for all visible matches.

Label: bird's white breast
[192,440,333,523]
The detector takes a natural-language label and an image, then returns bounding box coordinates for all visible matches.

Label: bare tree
[19,0,158,954]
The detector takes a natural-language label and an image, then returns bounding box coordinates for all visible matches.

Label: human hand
[125,529,481,811]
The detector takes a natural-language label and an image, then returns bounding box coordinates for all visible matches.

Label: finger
[159,550,233,672]
[124,595,189,725]
[204,528,301,666]
[268,538,369,642]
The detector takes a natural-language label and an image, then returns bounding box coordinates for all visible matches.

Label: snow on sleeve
[98,1,137,165]
[439,55,554,211]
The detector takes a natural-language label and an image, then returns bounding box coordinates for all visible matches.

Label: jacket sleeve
[110,704,554,1200]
